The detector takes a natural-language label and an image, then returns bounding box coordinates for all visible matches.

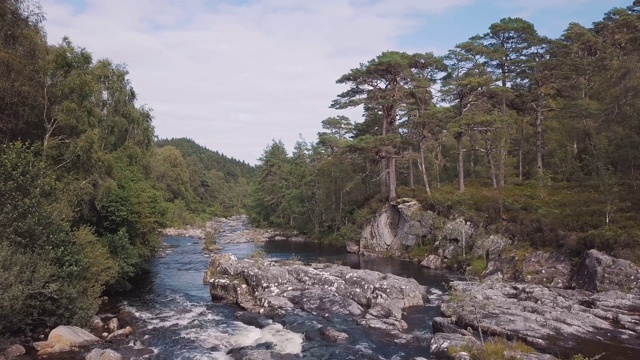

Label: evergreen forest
[249,2,640,266]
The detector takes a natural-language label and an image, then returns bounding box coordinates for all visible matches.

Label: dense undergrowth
[399,181,640,265]
[0,0,252,337]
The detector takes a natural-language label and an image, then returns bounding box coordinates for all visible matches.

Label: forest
[249,2,640,265]
[0,0,253,336]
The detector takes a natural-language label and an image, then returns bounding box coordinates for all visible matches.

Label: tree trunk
[498,137,506,187]
[485,140,497,188]
[419,142,431,196]
[436,139,442,188]
[519,117,524,181]
[536,99,544,175]
[380,158,388,196]
[388,156,397,202]
[408,155,415,188]
[457,134,465,192]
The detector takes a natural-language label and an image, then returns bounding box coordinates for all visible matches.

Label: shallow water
[110,234,449,359]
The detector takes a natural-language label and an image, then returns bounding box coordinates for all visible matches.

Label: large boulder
[205,254,429,341]
[573,249,640,293]
[435,218,474,260]
[471,234,511,260]
[359,199,436,254]
[33,326,101,355]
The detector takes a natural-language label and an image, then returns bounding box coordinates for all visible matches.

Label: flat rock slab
[441,281,640,356]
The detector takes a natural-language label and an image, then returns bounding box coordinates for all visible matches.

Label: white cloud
[41,0,471,163]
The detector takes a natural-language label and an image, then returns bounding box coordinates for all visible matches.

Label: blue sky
[41,0,632,163]
[399,0,630,52]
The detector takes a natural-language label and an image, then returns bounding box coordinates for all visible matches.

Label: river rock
[2,344,25,358]
[429,333,479,359]
[573,249,640,293]
[107,318,119,333]
[106,326,133,340]
[33,326,101,355]
[345,240,359,253]
[206,254,429,341]
[89,316,104,331]
[440,281,640,356]
[162,226,205,239]
[420,255,445,269]
[85,348,123,360]
[319,326,349,344]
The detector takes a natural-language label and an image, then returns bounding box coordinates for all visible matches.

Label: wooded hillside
[249,2,640,265]
[0,0,252,336]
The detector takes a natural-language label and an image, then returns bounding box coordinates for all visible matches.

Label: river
[109,224,449,359]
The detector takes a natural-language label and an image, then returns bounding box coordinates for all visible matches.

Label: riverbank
[262,197,640,359]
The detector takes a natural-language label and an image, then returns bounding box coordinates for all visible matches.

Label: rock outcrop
[360,199,436,255]
[205,254,430,343]
[33,326,101,355]
[437,281,640,358]
[574,249,640,293]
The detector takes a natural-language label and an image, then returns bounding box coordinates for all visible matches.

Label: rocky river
[109,218,448,359]
[11,215,640,360]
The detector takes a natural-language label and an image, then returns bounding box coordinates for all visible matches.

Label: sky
[40,0,631,164]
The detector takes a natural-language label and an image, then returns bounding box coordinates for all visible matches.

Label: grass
[449,339,535,360]
[468,257,488,277]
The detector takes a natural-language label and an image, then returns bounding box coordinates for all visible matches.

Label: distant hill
[155,138,255,220]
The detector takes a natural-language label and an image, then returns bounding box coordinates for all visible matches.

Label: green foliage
[155,138,254,219]
[0,143,103,332]
[450,339,535,360]
[468,257,488,276]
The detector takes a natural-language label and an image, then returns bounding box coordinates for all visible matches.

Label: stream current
[111,222,449,359]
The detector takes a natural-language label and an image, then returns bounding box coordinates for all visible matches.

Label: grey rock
[162,226,205,239]
[574,249,640,293]
[421,255,445,269]
[360,199,436,255]
[434,217,475,260]
[346,240,359,253]
[2,344,25,358]
[319,326,349,344]
[432,317,471,336]
[471,234,511,260]
[430,333,478,359]
[106,326,132,340]
[34,326,101,355]
[85,348,123,360]
[206,254,428,341]
[452,353,471,360]
[107,318,119,334]
[441,281,640,355]
[89,316,103,331]
[523,251,572,288]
